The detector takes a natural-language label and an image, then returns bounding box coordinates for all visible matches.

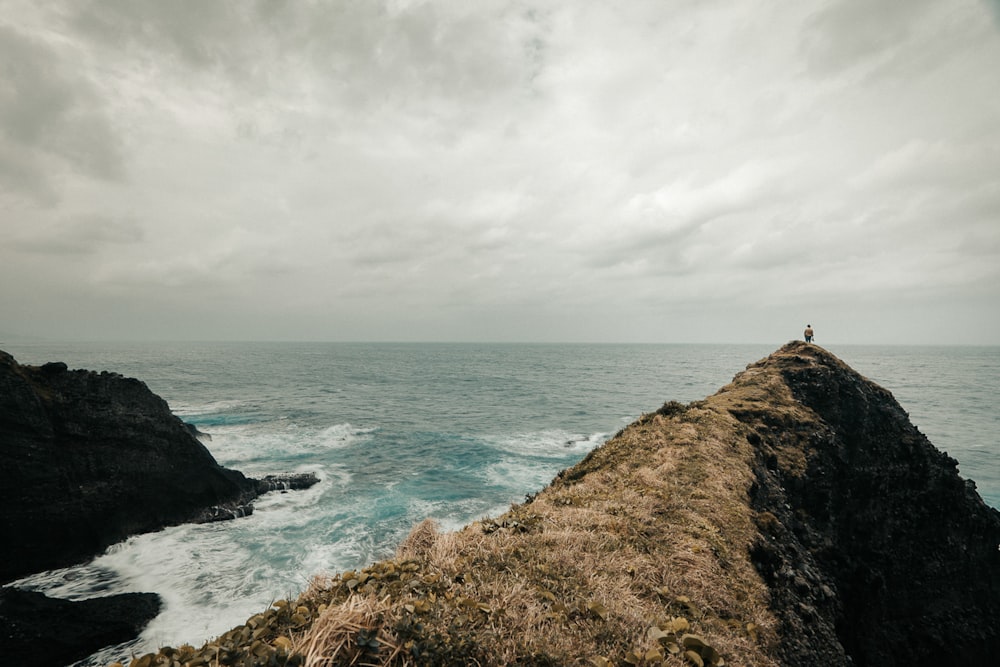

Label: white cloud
[1,0,998,343]
[12,216,144,255]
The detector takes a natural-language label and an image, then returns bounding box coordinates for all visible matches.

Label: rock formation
[1,350,256,583]
[0,350,319,665]
[0,587,161,667]
[732,342,1000,665]
[126,342,998,667]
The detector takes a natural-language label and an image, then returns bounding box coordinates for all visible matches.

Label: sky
[2,0,999,345]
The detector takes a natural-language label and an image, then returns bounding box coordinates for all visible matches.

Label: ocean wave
[480,429,607,458]
[199,422,376,469]
[249,466,349,529]
[170,399,258,427]
[171,399,248,416]
[11,562,126,602]
[477,459,568,496]
[14,523,285,665]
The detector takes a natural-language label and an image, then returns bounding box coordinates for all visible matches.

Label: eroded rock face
[0,587,162,667]
[0,350,322,665]
[0,350,258,584]
[733,342,1000,666]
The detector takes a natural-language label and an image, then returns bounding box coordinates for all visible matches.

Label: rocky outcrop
[256,473,323,494]
[0,350,320,666]
[733,342,1000,665]
[130,342,998,667]
[0,351,322,584]
[0,350,261,584]
[0,587,161,667]
[20,344,996,667]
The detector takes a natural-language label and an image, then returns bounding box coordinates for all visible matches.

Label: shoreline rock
[0,350,261,583]
[255,472,321,494]
[0,350,320,583]
[190,474,321,523]
[0,587,161,667]
[0,350,320,664]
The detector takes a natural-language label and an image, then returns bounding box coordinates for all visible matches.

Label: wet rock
[254,472,321,494]
[184,422,212,441]
[0,350,323,663]
[0,587,161,667]
[0,350,259,584]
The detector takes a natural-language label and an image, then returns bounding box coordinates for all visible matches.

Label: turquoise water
[2,342,997,665]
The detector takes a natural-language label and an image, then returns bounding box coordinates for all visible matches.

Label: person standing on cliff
[804,325,814,343]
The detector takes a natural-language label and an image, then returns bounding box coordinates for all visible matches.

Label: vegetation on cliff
[121,342,1000,666]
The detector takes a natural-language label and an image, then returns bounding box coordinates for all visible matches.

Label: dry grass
[284,378,795,666]
[134,345,838,667]
[298,594,402,667]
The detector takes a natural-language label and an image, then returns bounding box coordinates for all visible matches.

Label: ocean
[2,342,997,666]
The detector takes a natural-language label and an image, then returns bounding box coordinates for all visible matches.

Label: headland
[116,341,1000,666]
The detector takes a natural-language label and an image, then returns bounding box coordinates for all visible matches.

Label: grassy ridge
[120,348,831,667]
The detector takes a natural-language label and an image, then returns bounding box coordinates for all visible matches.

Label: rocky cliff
[729,342,1000,665]
[125,342,998,667]
[0,588,161,667]
[0,350,318,666]
[0,350,261,584]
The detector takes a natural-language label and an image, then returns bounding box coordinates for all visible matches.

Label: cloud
[12,215,144,255]
[1,0,999,343]
[0,22,123,204]
[66,0,546,121]
[800,0,938,76]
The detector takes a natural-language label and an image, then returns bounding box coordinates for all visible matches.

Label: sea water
[2,342,997,666]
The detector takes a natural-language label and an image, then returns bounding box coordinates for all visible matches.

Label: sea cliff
[0,351,259,584]
[120,341,1000,667]
[4,344,998,666]
[0,350,317,666]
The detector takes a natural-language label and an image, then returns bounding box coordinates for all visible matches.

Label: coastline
[119,342,1000,666]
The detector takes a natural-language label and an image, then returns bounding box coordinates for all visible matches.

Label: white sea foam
[21,524,288,664]
[57,423,366,660]
[480,429,607,458]
[478,459,563,496]
[317,423,378,448]
[171,399,247,417]
[246,467,352,532]
[19,463,357,665]
[296,518,389,579]
[201,422,376,471]
[13,561,125,602]
[298,542,357,580]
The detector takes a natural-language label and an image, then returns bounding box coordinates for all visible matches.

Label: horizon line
[3,337,998,348]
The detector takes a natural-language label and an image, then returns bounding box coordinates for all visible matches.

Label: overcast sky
[2,1,999,345]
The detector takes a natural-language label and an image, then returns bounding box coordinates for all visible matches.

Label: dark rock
[196,503,255,523]
[0,350,320,583]
[255,472,320,494]
[184,421,212,441]
[734,342,1000,667]
[0,350,259,584]
[40,361,68,374]
[0,350,323,663]
[0,587,161,667]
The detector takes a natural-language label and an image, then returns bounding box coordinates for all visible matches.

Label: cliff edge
[0,350,319,666]
[70,344,1000,666]
[727,342,1000,664]
[0,350,260,584]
